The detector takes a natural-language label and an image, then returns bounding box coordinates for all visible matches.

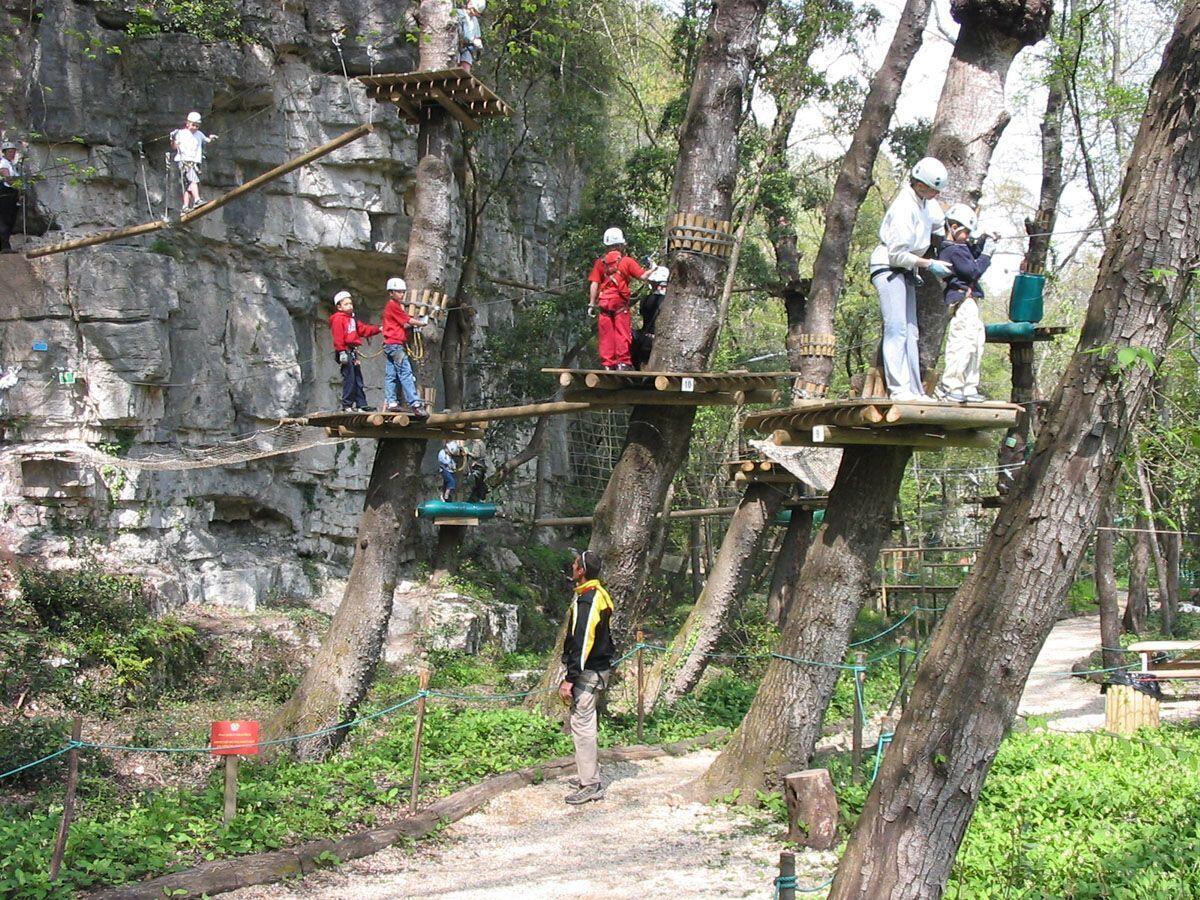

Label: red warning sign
[210,720,260,756]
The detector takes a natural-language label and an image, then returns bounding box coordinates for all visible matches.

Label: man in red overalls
[587,227,647,370]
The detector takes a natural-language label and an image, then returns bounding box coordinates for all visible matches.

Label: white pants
[938,298,985,397]
[873,271,923,398]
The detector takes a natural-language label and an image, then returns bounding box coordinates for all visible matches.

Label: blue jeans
[339,355,367,410]
[384,344,420,407]
[440,467,456,500]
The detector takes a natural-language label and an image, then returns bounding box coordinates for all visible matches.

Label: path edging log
[88,730,727,899]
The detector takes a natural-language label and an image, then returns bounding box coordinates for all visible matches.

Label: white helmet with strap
[647,265,669,285]
[602,227,625,246]
[944,203,978,234]
[911,157,948,192]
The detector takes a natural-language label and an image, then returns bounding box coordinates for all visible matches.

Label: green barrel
[1008,273,1045,323]
[985,321,1037,343]
[417,500,499,519]
[774,508,825,526]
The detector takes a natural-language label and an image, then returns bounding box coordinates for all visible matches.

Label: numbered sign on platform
[812,425,827,443]
[681,377,695,393]
[210,720,260,756]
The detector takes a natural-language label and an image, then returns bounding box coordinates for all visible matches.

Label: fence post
[223,756,239,825]
[852,652,865,784]
[409,667,431,815]
[777,850,796,900]
[636,629,645,743]
[48,715,82,881]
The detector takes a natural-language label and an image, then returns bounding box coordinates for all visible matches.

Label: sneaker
[565,783,605,805]
[614,364,633,371]
[357,405,377,412]
[193,198,208,207]
[385,403,403,413]
[409,402,430,420]
[940,391,968,403]
[566,777,581,789]
[962,392,989,403]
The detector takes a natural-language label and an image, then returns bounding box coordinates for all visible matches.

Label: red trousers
[597,307,632,368]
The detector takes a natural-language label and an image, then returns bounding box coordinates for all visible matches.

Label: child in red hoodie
[381,277,430,418]
[329,290,381,411]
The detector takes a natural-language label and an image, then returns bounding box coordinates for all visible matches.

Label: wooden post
[409,667,431,814]
[48,716,82,881]
[898,638,910,711]
[636,630,646,743]
[223,756,239,825]
[1105,684,1160,735]
[777,850,797,900]
[852,652,865,784]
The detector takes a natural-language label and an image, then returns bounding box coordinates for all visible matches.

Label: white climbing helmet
[333,290,352,305]
[0,142,15,153]
[386,277,407,292]
[466,0,486,12]
[602,227,625,247]
[447,440,462,454]
[647,265,669,284]
[944,203,978,234]
[910,156,948,192]
[186,111,202,124]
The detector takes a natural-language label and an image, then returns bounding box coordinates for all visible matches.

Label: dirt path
[231,750,836,899]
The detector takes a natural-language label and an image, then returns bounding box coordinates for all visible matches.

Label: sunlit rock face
[0,0,581,631]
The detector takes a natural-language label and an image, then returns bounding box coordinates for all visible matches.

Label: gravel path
[230,749,837,899]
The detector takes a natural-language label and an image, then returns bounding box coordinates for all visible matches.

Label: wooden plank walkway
[547,368,788,406]
[359,70,511,130]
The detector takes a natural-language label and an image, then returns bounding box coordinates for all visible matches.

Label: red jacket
[382,299,413,345]
[329,310,381,352]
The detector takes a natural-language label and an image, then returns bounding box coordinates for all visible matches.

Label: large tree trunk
[766,508,813,626]
[831,11,1200,895]
[528,0,767,711]
[1137,457,1173,635]
[1096,498,1122,671]
[642,484,785,708]
[1123,513,1151,632]
[267,0,459,758]
[699,0,1050,801]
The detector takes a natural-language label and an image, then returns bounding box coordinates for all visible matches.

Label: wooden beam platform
[548,368,790,405]
[358,70,512,130]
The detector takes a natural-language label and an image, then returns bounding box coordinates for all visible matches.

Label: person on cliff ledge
[457,0,485,72]
[381,277,430,419]
[171,111,218,213]
[558,549,615,805]
[588,227,647,371]
[329,290,381,412]
[0,142,24,253]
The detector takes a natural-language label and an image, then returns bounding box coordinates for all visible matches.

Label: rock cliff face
[0,0,583,628]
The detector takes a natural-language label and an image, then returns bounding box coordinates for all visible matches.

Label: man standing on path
[171,111,217,213]
[558,550,616,805]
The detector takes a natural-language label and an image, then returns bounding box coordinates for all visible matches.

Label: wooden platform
[746,398,1022,450]
[547,369,787,407]
[301,410,485,441]
[358,70,511,130]
[726,459,799,485]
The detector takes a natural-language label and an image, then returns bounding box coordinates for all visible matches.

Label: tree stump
[783,769,839,849]
[1105,684,1160,735]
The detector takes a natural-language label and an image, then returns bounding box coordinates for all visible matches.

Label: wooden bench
[1128,641,1200,682]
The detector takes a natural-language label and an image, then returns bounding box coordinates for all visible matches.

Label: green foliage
[123,0,244,42]
[0,719,72,789]
[1067,577,1099,614]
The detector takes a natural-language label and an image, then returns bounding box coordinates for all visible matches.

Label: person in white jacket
[869,157,951,401]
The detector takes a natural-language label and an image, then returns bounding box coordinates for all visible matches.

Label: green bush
[0,719,71,788]
[18,568,145,635]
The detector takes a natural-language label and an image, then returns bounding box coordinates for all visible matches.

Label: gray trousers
[570,669,610,788]
[873,270,924,398]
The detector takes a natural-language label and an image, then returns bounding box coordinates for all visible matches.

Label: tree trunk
[1123,513,1151,632]
[690,519,705,600]
[1162,527,1182,635]
[1096,498,1121,672]
[767,508,813,626]
[830,12,1200,896]
[642,483,785,708]
[267,0,460,757]
[528,0,767,711]
[700,0,1050,801]
[1137,458,1173,635]
[795,0,933,394]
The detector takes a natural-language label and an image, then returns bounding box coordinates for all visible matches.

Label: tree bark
[267,0,460,758]
[1137,457,1173,635]
[767,508,813,626]
[1123,512,1151,633]
[1096,498,1122,672]
[642,483,785,708]
[1023,79,1065,275]
[830,10,1200,895]
[700,0,1049,801]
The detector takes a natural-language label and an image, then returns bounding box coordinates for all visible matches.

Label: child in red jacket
[329,290,381,411]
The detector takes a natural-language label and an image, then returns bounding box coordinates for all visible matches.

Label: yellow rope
[409,329,426,361]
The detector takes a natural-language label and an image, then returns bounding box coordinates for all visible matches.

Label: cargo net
[3,424,346,472]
